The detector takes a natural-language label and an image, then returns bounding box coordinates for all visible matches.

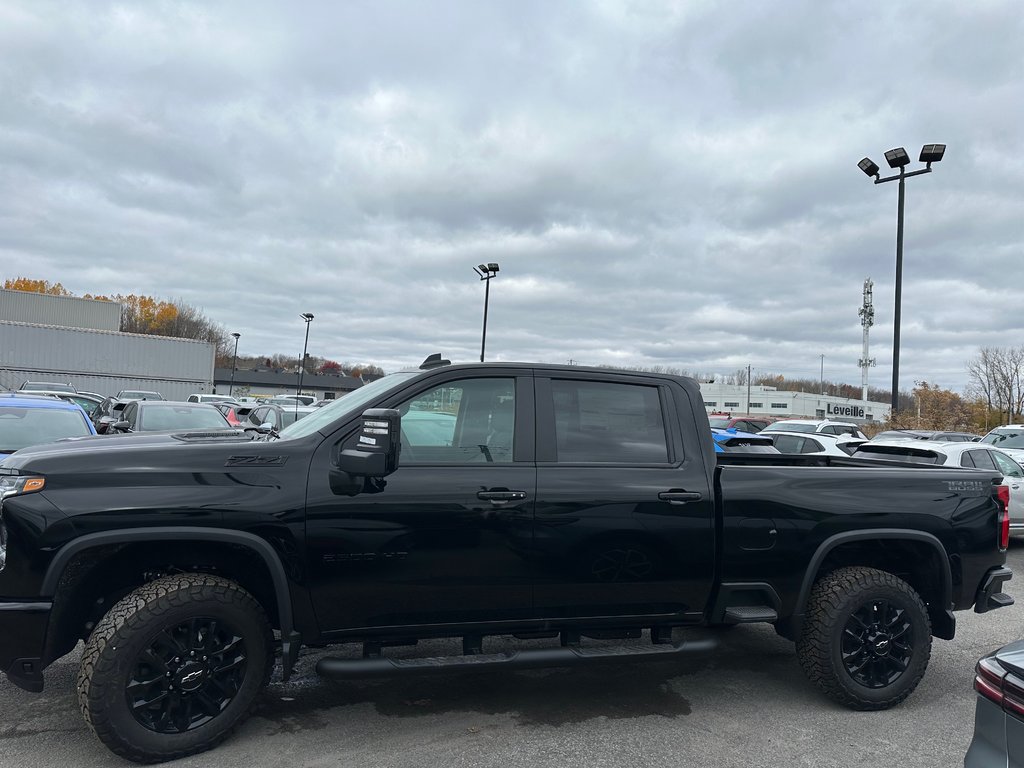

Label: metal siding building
[0,322,215,401]
[699,382,890,423]
[0,289,120,331]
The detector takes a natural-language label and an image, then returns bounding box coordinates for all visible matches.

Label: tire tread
[77,573,272,764]
[796,565,931,711]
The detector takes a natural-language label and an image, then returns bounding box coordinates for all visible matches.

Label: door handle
[658,490,703,504]
[477,490,528,505]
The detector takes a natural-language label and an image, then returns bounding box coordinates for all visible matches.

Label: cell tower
[858,278,876,402]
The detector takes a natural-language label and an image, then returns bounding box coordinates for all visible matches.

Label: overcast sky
[1,1,1021,392]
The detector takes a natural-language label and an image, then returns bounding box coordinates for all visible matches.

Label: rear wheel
[77,573,273,763]
[796,566,931,710]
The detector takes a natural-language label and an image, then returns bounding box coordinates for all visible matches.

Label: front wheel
[77,573,273,763]
[796,566,931,710]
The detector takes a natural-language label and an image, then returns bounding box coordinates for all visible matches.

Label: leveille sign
[827,403,865,418]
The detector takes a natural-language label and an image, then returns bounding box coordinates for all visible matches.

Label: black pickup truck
[0,358,1013,762]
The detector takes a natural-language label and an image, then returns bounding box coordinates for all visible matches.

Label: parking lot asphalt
[4,543,1023,768]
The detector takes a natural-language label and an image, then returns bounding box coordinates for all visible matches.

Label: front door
[304,372,536,634]
[532,374,715,620]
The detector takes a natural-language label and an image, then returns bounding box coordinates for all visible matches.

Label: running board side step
[316,638,717,680]
[723,606,778,623]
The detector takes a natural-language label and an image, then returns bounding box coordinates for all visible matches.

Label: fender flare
[791,529,954,639]
[41,526,302,677]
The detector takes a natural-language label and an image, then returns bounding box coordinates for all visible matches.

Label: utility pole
[746,364,752,413]
[820,354,825,395]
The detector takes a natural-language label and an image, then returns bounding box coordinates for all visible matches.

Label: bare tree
[968,346,1024,424]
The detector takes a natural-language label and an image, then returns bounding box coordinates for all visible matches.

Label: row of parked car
[0,381,326,458]
[711,416,1024,534]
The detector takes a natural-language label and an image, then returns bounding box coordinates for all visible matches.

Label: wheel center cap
[175,662,208,692]
[869,633,891,656]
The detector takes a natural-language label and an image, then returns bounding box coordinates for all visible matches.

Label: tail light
[997,485,1011,550]
[975,656,1024,718]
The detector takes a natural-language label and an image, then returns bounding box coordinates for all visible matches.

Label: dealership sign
[827,403,865,418]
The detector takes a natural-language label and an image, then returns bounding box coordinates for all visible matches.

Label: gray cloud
[0,0,1021,393]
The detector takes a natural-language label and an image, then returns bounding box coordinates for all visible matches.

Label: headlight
[0,475,45,499]
[0,475,44,572]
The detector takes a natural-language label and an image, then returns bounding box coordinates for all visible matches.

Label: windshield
[763,422,816,434]
[120,391,164,400]
[983,430,1024,449]
[0,407,93,452]
[708,417,731,428]
[22,382,76,393]
[279,372,422,439]
[138,405,231,431]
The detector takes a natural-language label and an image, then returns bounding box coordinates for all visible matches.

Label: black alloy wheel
[840,599,914,689]
[78,573,273,763]
[127,617,248,734]
[796,566,931,710]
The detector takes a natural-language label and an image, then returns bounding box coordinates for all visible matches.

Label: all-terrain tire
[77,573,274,763]
[796,566,931,710]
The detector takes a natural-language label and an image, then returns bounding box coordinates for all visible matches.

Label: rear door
[532,373,714,620]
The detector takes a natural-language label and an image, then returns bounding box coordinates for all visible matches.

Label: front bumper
[975,566,1014,614]
[0,600,52,692]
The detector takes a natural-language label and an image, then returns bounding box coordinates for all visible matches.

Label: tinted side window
[959,452,976,468]
[551,380,668,464]
[772,435,804,453]
[992,451,1024,478]
[968,450,996,471]
[802,438,824,453]
[398,378,515,464]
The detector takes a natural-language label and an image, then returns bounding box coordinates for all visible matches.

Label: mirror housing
[336,408,401,478]
[111,420,131,432]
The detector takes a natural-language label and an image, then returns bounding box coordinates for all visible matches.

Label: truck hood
[0,430,260,474]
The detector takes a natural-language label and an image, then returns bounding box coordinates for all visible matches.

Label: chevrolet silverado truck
[0,357,1014,762]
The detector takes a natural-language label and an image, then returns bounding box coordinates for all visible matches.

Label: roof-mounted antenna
[419,354,451,370]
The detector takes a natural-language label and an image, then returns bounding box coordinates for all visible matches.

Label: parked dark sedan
[245,402,316,431]
[108,401,232,433]
[966,640,1024,766]
[91,397,131,434]
[211,401,255,427]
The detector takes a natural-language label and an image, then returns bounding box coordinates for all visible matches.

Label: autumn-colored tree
[4,277,70,295]
[320,360,342,375]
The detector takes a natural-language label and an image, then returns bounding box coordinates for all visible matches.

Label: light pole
[473,263,500,362]
[858,143,945,415]
[297,313,314,402]
[228,332,241,396]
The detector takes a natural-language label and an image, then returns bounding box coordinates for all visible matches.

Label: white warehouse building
[699,383,890,424]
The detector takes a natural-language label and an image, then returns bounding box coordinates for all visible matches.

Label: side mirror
[336,408,401,478]
[111,420,131,432]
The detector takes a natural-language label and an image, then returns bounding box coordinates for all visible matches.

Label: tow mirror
[336,408,401,478]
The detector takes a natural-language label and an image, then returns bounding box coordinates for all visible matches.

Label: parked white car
[760,418,868,440]
[981,425,1024,467]
[185,393,239,404]
[272,394,317,406]
[765,430,866,456]
[849,440,1024,532]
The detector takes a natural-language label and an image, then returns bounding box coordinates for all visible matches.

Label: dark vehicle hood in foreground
[0,430,259,473]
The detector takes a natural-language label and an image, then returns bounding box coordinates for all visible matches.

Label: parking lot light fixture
[884,147,911,169]
[858,158,880,179]
[229,332,241,396]
[297,313,314,406]
[857,143,945,415]
[472,263,500,363]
